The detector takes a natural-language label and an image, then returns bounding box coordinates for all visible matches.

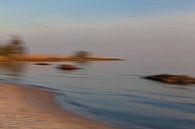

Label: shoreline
[0,55,123,62]
[0,82,120,129]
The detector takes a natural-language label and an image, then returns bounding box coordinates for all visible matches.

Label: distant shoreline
[0,82,119,129]
[0,54,123,62]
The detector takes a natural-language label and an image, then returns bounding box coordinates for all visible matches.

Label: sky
[0,0,195,58]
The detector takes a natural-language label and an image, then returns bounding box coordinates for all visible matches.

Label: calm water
[0,59,195,129]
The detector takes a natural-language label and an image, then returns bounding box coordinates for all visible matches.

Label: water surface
[0,59,195,129]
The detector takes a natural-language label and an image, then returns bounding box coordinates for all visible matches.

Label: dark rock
[143,74,195,85]
[34,63,50,66]
[57,64,80,71]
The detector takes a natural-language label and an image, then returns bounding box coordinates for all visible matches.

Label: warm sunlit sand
[0,82,119,129]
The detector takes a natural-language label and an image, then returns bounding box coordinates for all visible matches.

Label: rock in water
[143,74,195,85]
[57,64,80,71]
[34,63,50,66]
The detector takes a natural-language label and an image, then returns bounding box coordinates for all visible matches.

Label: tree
[73,51,91,58]
[0,36,27,57]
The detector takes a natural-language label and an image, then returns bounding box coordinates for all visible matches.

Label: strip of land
[0,82,119,129]
[0,55,123,62]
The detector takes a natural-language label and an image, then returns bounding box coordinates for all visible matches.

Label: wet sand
[0,82,119,129]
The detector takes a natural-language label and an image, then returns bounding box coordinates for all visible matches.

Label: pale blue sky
[0,0,195,57]
[0,0,194,24]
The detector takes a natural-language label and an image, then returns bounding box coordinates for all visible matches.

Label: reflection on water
[75,60,91,68]
[0,62,26,79]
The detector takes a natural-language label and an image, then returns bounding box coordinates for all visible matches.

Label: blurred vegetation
[0,36,27,57]
[73,51,91,58]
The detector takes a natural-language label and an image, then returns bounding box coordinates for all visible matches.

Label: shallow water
[0,59,195,129]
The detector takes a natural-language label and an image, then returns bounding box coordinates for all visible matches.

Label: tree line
[0,36,26,56]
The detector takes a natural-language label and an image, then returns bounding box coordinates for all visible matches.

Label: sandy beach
[0,82,119,129]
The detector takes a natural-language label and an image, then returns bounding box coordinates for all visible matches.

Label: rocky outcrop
[57,64,80,71]
[143,74,195,85]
